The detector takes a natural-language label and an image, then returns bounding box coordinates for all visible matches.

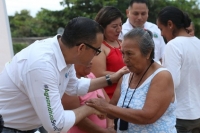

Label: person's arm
[62,94,115,133]
[91,45,114,77]
[86,70,174,124]
[65,65,128,95]
[101,89,115,128]
[88,66,129,92]
[24,61,101,133]
[106,77,122,119]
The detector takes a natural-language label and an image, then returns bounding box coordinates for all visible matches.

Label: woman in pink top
[62,62,115,133]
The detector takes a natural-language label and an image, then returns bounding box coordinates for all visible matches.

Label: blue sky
[5,0,65,17]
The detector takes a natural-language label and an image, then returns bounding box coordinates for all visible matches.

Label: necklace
[103,40,121,49]
[121,60,154,108]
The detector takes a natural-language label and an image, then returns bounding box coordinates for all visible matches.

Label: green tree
[9,10,35,37]
[8,0,200,37]
[60,0,200,37]
[147,0,200,37]
[60,0,124,19]
[33,8,66,36]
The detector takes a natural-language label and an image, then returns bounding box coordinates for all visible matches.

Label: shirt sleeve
[22,60,75,133]
[162,42,182,88]
[64,66,91,96]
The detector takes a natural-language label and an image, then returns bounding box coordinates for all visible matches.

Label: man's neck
[58,37,77,64]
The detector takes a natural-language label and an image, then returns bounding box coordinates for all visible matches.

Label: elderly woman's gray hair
[124,28,155,59]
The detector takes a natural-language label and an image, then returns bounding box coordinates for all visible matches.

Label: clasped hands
[86,94,109,116]
[86,94,115,132]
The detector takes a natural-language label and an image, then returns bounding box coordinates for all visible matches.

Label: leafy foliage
[8,0,200,37]
[13,43,27,54]
[9,10,35,37]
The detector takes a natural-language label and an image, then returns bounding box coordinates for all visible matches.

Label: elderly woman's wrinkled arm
[86,71,174,124]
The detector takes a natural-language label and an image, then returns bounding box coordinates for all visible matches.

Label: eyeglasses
[77,43,101,56]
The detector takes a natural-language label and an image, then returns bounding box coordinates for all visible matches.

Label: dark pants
[176,118,200,133]
[0,115,3,133]
[1,127,37,133]
[38,127,47,133]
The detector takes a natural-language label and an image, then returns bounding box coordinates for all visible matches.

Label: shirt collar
[127,18,148,29]
[52,35,72,71]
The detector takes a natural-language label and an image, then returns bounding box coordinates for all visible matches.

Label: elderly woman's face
[121,38,146,72]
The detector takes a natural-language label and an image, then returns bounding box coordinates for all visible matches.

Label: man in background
[119,0,166,63]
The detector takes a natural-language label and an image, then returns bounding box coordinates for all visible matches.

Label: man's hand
[86,94,110,114]
[110,66,129,83]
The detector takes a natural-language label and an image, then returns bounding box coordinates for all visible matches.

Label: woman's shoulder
[121,73,131,83]
[151,66,172,81]
[101,43,110,54]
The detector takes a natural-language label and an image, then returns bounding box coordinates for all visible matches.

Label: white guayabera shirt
[0,35,90,132]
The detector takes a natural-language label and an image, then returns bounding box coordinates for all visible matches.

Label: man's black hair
[129,0,148,8]
[61,17,104,48]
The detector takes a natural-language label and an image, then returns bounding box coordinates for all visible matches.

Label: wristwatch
[105,74,112,86]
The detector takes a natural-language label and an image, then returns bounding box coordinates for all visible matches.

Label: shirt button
[65,73,68,78]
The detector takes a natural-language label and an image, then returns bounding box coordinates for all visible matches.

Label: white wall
[0,0,13,71]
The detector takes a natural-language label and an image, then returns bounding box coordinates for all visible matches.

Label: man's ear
[77,43,85,55]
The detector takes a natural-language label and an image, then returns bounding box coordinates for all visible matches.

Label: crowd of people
[0,0,200,133]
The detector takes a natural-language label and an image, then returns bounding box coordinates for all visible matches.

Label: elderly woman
[86,28,176,132]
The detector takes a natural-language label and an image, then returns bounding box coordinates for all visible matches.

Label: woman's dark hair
[124,28,155,59]
[95,6,124,29]
[61,17,104,48]
[157,6,191,29]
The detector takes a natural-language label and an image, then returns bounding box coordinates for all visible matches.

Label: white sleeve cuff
[77,77,91,96]
[62,110,76,132]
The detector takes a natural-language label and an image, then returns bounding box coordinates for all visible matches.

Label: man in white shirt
[119,0,166,63]
[0,17,128,133]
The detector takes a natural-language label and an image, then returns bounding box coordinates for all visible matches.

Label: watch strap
[105,74,112,86]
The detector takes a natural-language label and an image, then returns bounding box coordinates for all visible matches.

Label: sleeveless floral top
[116,68,176,133]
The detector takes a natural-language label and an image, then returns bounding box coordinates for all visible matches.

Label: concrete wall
[12,37,49,45]
[0,0,13,71]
